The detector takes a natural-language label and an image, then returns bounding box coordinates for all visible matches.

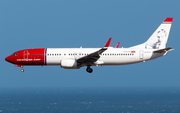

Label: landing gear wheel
[86,67,93,73]
[21,69,24,72]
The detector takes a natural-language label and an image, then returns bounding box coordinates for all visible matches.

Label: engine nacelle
[61,59,79,69]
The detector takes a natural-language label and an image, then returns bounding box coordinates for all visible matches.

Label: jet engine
[60,59,79,69]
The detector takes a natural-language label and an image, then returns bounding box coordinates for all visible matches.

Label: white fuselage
[46,48,165,66]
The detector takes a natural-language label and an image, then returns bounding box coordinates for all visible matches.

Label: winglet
[104,38,112,48]
[115,42,120,48]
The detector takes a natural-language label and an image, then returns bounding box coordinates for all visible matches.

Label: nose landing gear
[20,66,24,72]
[15,65,24,72]
[21,68,24,72]
[86,66,93,73]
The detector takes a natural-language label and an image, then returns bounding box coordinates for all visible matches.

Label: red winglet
[104,38,112,47]
[115,42,120,48]
[164,17,173,22]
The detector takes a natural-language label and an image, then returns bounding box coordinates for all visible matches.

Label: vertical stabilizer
[130,17,173,49]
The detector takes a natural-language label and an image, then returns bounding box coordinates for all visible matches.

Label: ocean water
[0,88,179,113]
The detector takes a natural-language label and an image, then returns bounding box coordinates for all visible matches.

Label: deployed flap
[77,38,111,66]
[153,47,172,53]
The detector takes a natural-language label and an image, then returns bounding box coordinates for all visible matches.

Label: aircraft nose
[5,56,11,63]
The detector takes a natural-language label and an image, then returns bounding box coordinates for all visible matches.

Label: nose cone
[5,56,12,63]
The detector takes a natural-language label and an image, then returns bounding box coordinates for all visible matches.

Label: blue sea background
[0,87,179,113]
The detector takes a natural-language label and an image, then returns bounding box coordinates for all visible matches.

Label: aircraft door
[139,50,144,59]
[24,50,28,59]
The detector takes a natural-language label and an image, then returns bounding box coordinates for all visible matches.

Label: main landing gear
[86,66,93,73]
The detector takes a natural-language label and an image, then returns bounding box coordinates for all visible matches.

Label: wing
[77,38,112,66]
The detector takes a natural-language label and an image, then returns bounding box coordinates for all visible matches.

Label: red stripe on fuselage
[6,48,45,65]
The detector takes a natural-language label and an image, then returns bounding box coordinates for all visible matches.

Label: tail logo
[155,29,167,49]
[145,29,168,49]
[129,17,172,49]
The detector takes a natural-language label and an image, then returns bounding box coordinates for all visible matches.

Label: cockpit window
[12,53,18,56]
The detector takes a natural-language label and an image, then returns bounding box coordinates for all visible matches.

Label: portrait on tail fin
[145,28,167,49]
[130,17,173,49]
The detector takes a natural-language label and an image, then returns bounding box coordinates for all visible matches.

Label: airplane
[5,17,173,73]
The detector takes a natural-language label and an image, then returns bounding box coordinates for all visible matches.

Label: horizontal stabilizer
[153,47,172,53]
